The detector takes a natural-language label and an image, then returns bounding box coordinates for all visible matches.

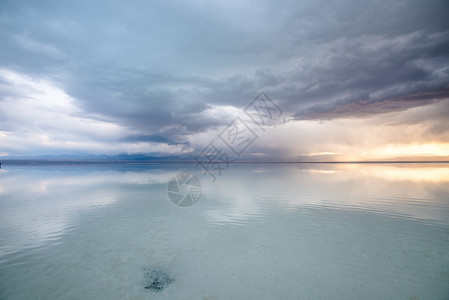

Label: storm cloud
[0,0,448,158]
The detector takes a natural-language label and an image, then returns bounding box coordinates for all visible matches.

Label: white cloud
[0,69,185,156]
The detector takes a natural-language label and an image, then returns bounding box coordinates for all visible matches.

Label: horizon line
[1,159,449,165]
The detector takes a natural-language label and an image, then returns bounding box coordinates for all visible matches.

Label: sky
[0,0,448,161]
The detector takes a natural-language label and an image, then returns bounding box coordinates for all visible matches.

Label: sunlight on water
[0,163,448,299]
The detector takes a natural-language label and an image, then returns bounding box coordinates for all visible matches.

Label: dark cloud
[296,89,449,120]
[0,0,448,156]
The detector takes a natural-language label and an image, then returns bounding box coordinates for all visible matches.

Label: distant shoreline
[1,159,449,166]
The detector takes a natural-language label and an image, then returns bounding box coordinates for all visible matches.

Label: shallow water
[0,163,448,299]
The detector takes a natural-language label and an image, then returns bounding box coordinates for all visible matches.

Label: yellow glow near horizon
[296,142,449,162]
[372,143,449,158]
[333,164,449,183]
[300,163,449,183]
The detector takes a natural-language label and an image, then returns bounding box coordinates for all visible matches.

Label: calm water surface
[0,163,448,299]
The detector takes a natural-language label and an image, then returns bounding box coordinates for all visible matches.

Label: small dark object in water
[144,266,175,292]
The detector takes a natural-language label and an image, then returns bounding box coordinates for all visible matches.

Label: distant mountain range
[0,153,197,164]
